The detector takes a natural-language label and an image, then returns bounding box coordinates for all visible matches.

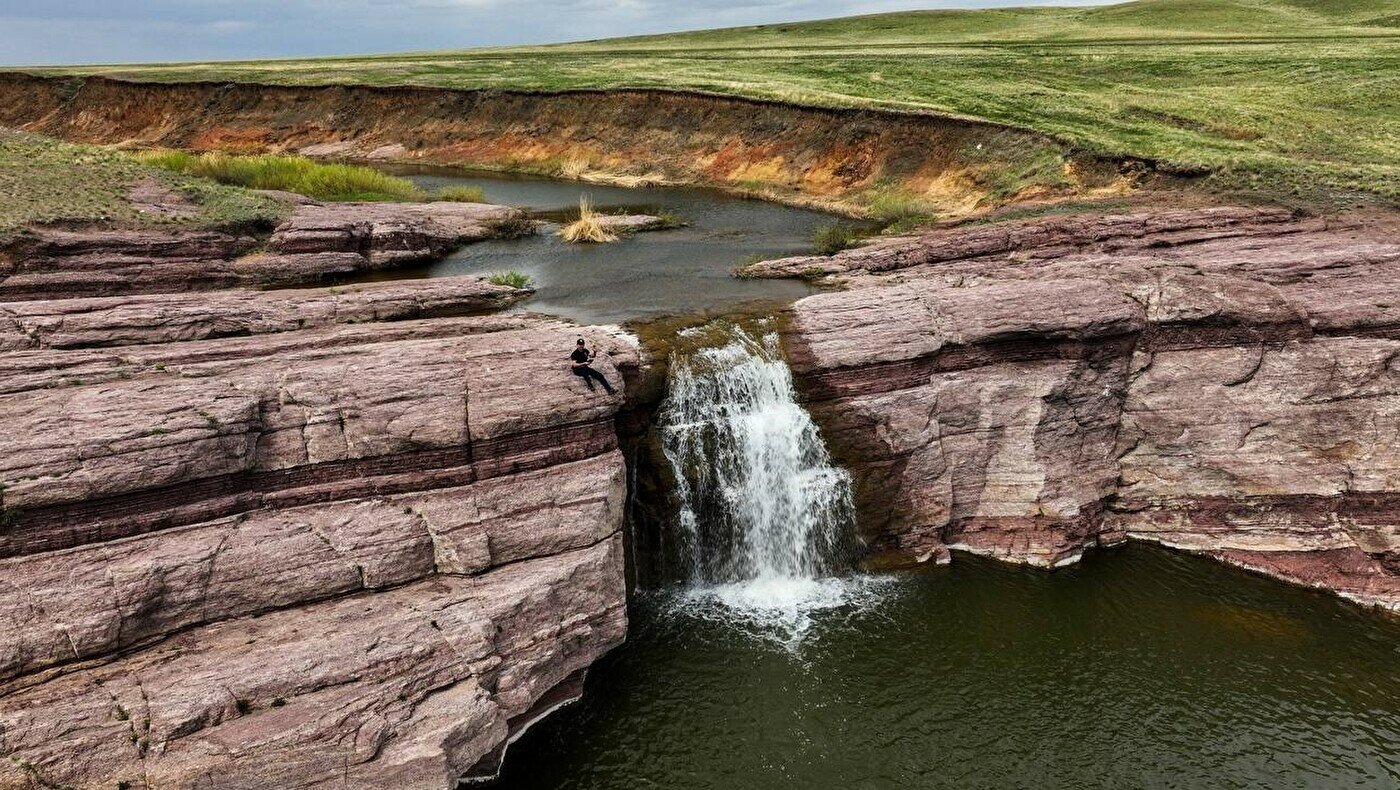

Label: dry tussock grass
[558,197,618,243]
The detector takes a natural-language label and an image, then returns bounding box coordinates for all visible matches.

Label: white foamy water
[671,575,900,649]
[658,326,890,644]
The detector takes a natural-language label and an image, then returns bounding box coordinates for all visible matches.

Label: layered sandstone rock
[777,206,1400,611]
[0,275,528,350]
[0,199,523,301]
[0,270,636,787]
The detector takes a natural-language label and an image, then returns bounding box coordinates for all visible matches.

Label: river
[375,164,857,325]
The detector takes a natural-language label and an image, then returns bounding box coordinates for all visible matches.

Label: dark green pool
[499,544,1399,789]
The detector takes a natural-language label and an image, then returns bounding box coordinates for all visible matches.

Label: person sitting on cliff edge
[570,337,616,395]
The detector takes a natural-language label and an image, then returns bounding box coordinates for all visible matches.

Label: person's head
[577,338,586,347]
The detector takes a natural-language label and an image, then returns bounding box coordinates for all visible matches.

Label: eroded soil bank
[0,72,1145,217]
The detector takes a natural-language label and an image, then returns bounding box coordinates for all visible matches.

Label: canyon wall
[762,206,1400,611]
[0,203,637,788]
[0,72,1128,215]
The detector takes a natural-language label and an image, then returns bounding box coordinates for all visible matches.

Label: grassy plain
[24,0,1399,202]
[0,130,285,240]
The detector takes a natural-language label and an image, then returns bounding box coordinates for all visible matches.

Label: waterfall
[658,325,882,639]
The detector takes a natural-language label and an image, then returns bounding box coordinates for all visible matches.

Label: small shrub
[433,185,486,203]
[487,270,534,289]
[270,697,286,708]
[883,215,933,235]
[653,208,686,228]
[868,191,934,228]
[733,252,767,278]
[558,197,619,244]
[235,699,252,715]
[812,224,863,256]
[488,214,538,239]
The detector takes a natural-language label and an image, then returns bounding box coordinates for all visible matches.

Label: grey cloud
[0,0,1116,66]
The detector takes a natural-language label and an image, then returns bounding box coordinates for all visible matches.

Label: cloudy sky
[0,1,1111,66]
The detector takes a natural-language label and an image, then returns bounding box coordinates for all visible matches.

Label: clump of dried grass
[558,197,618,244]
[559,158,590,180]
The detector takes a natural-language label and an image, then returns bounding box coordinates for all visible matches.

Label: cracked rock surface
[0,199,632,790]
[777,206,1400,610]
[0,199,523,301]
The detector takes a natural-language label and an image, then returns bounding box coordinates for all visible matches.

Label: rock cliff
[764,206,1400,611]
[0,205,635,787]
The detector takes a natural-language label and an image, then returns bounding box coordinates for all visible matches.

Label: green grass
[134,150,424,201]
[812,224,867,255]
[486,270,534,289]
[21,0,1400,202]
[0,130,286,241]
[433,185,487,202]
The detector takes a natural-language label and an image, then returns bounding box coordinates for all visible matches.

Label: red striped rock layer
[0,289,637,788]
[782,206,1400,611]
[0,199,521,301]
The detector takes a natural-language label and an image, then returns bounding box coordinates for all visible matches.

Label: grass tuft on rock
[558,197,619,244]
[486,270,534,289]
[433,185,487,203]
[135,150,424,202]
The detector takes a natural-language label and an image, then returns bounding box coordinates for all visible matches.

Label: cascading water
[657,325,889,642]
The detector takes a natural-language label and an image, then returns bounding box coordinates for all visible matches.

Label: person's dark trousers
[574,365,615,394]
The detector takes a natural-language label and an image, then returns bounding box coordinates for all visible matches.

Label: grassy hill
[22,0,1400,202]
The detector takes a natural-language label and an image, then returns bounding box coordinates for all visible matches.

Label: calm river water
[501,545,1399,789]
[377,165,856,325]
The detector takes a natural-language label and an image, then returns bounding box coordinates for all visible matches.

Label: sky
[0,1,1115,66]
